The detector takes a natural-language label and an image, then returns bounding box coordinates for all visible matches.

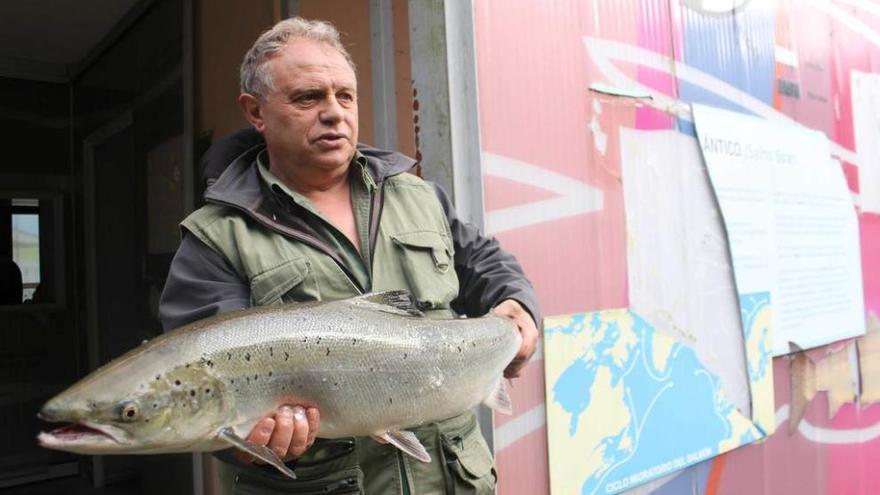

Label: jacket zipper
[207,197,366,295]
[368,180,386,270]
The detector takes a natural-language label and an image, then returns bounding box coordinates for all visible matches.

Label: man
[160,17,539,494]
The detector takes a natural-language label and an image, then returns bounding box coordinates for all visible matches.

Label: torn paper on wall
[693,103,866,356]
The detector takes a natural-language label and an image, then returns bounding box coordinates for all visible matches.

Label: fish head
[38,360,233,454]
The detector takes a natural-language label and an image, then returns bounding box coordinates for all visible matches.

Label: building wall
[472,1,880,494]
[194,0,275,142]
[194,0,415,158]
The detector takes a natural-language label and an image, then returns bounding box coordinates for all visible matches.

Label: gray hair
[240,17,356,99]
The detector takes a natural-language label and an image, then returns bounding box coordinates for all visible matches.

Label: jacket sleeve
[429,183,542,325]
[158,233,251,331]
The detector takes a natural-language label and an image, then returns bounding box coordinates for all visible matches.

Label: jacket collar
[203,131,417,212]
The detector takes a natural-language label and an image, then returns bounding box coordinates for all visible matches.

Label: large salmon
[37,291,520,478]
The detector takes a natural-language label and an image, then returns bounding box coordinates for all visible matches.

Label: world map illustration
[544,293,773,495]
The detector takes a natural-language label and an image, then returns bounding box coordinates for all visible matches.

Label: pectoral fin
[217,427,297,479]
[482,377,513,415]
[373,430,431,463]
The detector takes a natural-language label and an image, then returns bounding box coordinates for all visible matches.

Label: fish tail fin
[789,349,817,434]
[483,377,513,415]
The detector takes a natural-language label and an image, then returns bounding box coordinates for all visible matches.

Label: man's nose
[319,96,344,124]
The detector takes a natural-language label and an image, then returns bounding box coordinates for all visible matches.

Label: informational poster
[542,126,778,495]
[544,303,773,495]
[619,128,751,416]
[692,103,866,355]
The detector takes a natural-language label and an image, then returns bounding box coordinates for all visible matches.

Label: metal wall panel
[472,1,880,493]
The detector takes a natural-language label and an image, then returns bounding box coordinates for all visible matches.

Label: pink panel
[472,1,880,494]
[862,214,880,316]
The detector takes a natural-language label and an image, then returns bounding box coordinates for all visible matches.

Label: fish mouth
[37,421,127,452]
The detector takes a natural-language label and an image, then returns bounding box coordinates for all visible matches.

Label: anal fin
[373,430,431,463]
[483,377,513,415]
[218,428,297,479]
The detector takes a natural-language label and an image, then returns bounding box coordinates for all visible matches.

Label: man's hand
[493,299,539,379]
[234,405,320,463]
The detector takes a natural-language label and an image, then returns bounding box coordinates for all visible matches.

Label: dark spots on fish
[190,390,196,397]
[246,376,250,383]
[230,378,235,384]
[325,348,330,356]
[185,364,190,368]
[333,381,338,387]
[352,338,357,345]
[389,397,393,404]
[182,403,187,408]
[227,352,232,360]
[145,419,149,423]
[472,342,476,347]
[155,375,161,381]
[153,403,158,409]
[284,352,290,361]
[457,346,462,353]
[245,353,251,361]
[370,366,375,372]
[316,337,322,345]
[269,347,274,357]
[268,371,273,377]
[207,360,214,368]
[205,388,211,394]
[174,380,181,386]
[403,353,407,360]
[254,374,259,381]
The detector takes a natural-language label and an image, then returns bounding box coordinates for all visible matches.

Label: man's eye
[338,93,355,102]
[296,94,319,104]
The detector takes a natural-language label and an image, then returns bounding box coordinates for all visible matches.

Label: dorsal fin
[349,290,426,317]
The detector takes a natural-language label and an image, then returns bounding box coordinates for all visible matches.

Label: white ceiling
[0,0,141,83]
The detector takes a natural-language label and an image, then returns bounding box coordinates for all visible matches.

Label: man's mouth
[315,133,348,146]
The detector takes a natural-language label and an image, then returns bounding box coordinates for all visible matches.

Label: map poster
[544,302,772,495]
[692,103,866,355]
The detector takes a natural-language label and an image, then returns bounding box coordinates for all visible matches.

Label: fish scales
[198,300,515,438]
[37,291,520,471]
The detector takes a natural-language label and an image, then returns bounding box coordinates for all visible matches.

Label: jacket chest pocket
[249,258,318,306]
[390,231,459,309]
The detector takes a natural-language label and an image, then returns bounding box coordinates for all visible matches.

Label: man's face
[250,39,358,177]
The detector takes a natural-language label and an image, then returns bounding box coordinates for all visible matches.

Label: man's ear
[239,93,265,133]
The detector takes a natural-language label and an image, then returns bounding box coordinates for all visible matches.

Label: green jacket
[159,131,540,494]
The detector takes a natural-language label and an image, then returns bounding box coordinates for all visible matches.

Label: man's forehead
[266,39,356,89]
[276,39,352,71]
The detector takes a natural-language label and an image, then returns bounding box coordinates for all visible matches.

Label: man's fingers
[268,406,295,460]
[234,417,276,464]
[305,407,320,448]
[287,406,310,458]
[495,299,540,379]
[504,357,527,378]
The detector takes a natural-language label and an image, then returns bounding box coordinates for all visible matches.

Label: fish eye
[119,402,139,422]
